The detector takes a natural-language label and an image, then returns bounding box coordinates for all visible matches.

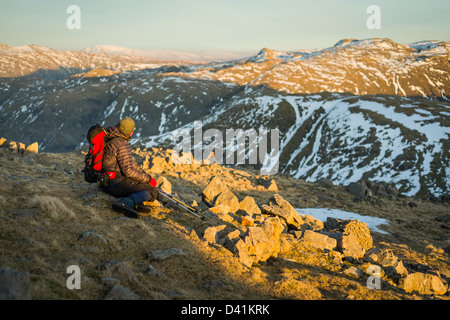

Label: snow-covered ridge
[82,45,250,62]
[0,39,448,198]
[132,84,449,198]
[162,38,450,99]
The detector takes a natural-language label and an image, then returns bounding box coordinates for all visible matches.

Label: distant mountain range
[0,38,449,198]
[82,45,251,62]
[0,43,250,78]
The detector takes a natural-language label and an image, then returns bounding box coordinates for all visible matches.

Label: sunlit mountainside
[0,38,449,198]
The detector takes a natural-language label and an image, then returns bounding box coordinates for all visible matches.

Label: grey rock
[78,230,108,245]
[98,261,139,283]
[104,284,140,300]
[101,277,121,286]
[435,214,450,222]
[315,178,334,188]
[9,208,39,219]
[147,264,164,278]
[204,280,226,290]
[0,267,32,300]
[347,182,366,197]
[147,248,188,260]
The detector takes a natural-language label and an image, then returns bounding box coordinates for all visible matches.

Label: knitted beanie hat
[118,117,135,136]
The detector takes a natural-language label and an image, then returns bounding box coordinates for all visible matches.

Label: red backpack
[82,124,108,183]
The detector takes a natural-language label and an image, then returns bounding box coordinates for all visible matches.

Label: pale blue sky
[0,0,449,54]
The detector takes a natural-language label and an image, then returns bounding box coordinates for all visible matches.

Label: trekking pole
[155,188,217,224]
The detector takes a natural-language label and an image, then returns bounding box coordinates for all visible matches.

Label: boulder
[296,213,324,232]
[148,155,167,173]
[170,150,195,166]
[227,216,284,267]
[202,176,223,205]
[325,218,373,251]
[257,177,278,191]
[156,176,172,194]
[363,247,382,264]
[202,176,239,213]
[435,214,450,223]
[245,226,274,262]
[208,204,234,222]
[202,225,228,244]
[261,216,285,239]
[147,248,188,260]
[203,226,219,244]
[104,284,140,300]
[298,230,337,251]
[0,137,8,148]
[221,229,242,250]
[0,267,32,300]
[97,261,139,283]
[147,264,164,278]
[315,178,334,188]
[215,190,240,213]
[143,199,164,207]
[343,266,363,278]
[399,273,448,295]
[233,239,255,268]
[238,196,261,216]
[141,155,150,171]
[262,194,302,229]
[337,234,365,260]
[8,141,18,153]
[241,215,255,227]
[347,181,367,197]
[78,230,108,246]
[376,249,408,279]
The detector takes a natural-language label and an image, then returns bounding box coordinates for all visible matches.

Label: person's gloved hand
[149,177,157,188]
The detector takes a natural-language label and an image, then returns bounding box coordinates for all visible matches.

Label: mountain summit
[163,38,450,99]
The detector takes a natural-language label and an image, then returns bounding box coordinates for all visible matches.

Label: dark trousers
[101,176,158,204]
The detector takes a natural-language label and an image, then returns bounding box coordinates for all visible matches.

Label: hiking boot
[112,198,139,219]
[135,203,153,213]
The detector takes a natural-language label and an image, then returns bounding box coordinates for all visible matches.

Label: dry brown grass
[0,147,448,301]
[29,195,76,220]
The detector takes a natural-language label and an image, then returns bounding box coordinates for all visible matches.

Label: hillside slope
[0,140,449,300]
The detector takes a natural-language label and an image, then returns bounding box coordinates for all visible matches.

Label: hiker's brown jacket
[102,126,151,183]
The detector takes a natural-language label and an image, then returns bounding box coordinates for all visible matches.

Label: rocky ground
[0,138,449,300]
